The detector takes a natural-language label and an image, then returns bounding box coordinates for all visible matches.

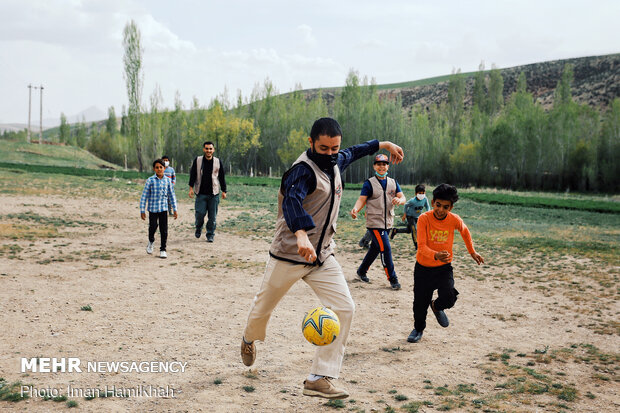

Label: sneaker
[159,250,167,259]
[390,228,397,240]
[389,277,401,290]
[241,338,256,366]
[356,270,369,283]
[146,242,154,254]
[432,300,449,327]
[407,328,423,343]
[303,377,349,399]
[206,235,214,243]
[195,228,201,239]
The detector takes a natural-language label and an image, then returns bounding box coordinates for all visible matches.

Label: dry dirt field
[0,190,618,412]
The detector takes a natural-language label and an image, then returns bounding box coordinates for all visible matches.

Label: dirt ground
[0,193,618,412]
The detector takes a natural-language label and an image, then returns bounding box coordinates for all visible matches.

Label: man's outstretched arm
[338,139,404,172]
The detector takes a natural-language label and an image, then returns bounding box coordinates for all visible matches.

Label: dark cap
[373,154,389,164]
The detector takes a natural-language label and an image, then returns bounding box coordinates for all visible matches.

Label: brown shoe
[241,338,256,366]
[303,377,349,399]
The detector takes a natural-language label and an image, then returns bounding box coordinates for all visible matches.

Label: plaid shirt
[140,175,177,213]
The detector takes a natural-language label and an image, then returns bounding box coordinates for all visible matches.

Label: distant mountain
[63,106,107,125]
[0,123,30,133]
[0,106,107,133]
[298,53,620,111]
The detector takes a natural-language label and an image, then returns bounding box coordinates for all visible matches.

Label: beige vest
[193,156,221,195]
[365,176,397,229]
[269,152,343,266]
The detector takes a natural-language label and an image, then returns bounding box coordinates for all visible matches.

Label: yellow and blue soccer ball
[301,306,340,346]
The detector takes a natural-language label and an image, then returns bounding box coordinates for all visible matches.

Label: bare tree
[122,20,144,171]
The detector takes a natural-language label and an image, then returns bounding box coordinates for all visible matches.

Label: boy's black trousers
[412,261,459,332]
[148,211,168,251]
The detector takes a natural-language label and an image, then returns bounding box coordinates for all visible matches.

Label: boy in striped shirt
[140,159,178,259]
[161,155,176,216]
[407,183,484,343]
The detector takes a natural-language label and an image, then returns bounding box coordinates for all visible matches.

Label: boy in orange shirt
[407,184,484,343]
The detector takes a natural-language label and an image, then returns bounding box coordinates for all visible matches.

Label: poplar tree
[487,65,504,115]
[473,61,487,110]
[59,113,70,144]
[447,69,466,149]
[122,20,144,171]
[554,64,574,106]
[106,107,117,138]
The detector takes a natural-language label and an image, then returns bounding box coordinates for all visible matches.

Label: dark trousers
[148,211,168,251]
[195,193,220,237]
[358,229,397,282]
[392,216,418,246]
[412,262,459,332]
[359,229,372,248]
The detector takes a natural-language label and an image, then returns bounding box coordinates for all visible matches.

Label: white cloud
[132,14,196,52]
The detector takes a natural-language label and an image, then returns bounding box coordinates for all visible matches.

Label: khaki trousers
[243,255,355,378]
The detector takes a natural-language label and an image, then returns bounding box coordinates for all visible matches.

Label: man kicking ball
[241,117,404,399]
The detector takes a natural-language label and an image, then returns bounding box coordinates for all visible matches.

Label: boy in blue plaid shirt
[140,159,178,258]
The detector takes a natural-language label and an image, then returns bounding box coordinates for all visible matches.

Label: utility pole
[27,84,32,143]
[39,84,44,144]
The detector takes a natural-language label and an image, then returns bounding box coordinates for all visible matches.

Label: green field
[1,140,618,267]
[0,141,120,169]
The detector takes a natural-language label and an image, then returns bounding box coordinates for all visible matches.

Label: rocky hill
[302,53,620,111]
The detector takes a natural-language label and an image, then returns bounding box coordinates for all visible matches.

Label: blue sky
[1,0,618,124]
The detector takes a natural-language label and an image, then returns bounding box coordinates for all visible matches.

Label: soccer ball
[301,306,340,346]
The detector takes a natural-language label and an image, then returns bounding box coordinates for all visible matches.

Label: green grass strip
[0,162,150,179]
[462,192,619,214]
[0,161,283,187]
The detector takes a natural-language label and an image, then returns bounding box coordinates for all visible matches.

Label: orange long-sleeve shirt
[416,210,476,267]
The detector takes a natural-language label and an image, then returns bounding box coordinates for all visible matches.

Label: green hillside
[373,72,477,90]
[1,140,120,169]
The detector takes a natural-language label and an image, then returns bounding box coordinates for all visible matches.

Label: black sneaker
[431,300,449,327]
[389,277,401,290]
[356,270,369,283]
[407,328,423,343]
[389,228,397,240]
[195,228,201,239]
[206,235,214,243]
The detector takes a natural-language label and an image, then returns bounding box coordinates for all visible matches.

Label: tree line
[5,19,617,193]
[5,62,617,192]
[64,20,620,192]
